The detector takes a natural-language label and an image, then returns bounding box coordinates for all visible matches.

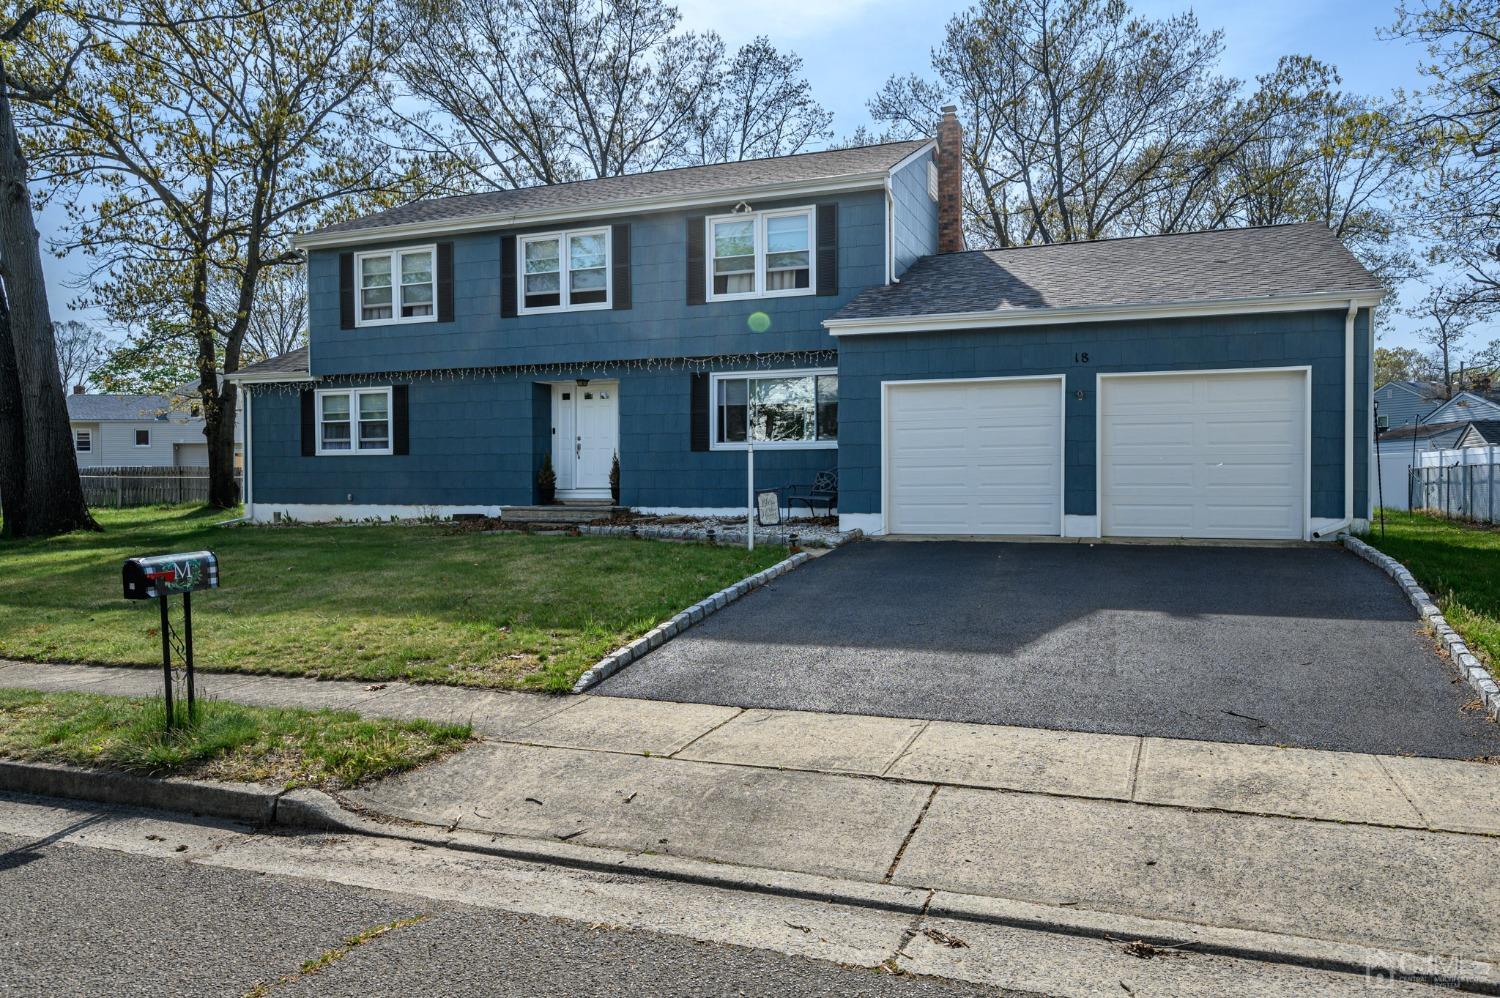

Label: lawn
[0,505,786,691]
[1361,510,1500,680]
[0,688,471,789]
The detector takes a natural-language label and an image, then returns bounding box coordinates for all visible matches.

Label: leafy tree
[30,0,446,508]
[52,318,108,392]
[390,0,832,189]
[1375,345,1439,386]
[0,3,95,538]
[1388,0,1500,309]
[93,322,200,396]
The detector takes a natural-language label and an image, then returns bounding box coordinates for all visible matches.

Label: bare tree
[53,318,108,392]
[213,267,306,363]
[687,37,833,165]
[30,0,444,508]
[1410,283,1490,395]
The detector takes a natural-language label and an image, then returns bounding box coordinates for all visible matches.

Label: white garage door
[1100,370,1306,540]
[886,378,1063,535]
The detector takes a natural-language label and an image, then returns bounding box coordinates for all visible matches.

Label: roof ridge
[942,222,1328,258]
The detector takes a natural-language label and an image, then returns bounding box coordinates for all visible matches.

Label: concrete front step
[502,505,622,525]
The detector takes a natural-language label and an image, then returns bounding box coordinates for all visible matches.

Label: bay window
[519,227,611,313]
[356,246,436,325]
[712,370,837,449]
[707,207,813,301]
[317,387,392,456]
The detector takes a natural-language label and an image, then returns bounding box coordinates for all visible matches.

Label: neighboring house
[1456,421,1500,448]
[1374,380,1445,431]
[230,108,1382,541]
[1424,390,1500,426]
[1374,419,1472,509]
[67,392,209,468]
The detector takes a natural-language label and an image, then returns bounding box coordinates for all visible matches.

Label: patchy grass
[0,687,470,789]
[0,505,786,691]
[1361,510,1500,680]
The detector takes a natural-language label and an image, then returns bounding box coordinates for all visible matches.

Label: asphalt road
[600,541,1500,759]
[0,830,1006,998]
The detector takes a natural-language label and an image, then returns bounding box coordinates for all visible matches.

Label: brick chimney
[73,384,85,395]
[935,105,965,253]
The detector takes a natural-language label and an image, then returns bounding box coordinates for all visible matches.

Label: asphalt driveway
[598,541,1500,759]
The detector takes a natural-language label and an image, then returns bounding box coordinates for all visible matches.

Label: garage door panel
[887,379,1063,535]
[1102,371,1306,540]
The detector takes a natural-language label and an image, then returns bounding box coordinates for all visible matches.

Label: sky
[35,0,1488,352]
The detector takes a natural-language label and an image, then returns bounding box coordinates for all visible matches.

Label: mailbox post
[123,551,219,728]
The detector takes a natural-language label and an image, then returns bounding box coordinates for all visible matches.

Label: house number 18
[1074,352,1090,363]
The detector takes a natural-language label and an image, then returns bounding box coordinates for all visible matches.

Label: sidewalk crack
[880,720,932,778]
[1126,737,1145,801]
[1372,754,1429,827]
[884,785,938,884]
[668,707,746,759]
[881,888,936,975]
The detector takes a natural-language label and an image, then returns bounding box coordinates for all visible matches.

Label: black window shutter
[611,224,631,310]
[816,203,838,296]
[690,373,710,451]
[339,253,355,328]
[685,216,706,306]
[392,385,410,455]
[436,243,454,322]
[300,389,316,456]
[500,234,518,318]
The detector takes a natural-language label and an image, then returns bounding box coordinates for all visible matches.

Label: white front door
[552,382,618,499]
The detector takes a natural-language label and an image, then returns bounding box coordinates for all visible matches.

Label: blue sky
[37,0,1483,351]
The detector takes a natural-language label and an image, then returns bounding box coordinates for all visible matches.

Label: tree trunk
[0,59,94,536]
[0,280,27,536]
[206,379,238,507]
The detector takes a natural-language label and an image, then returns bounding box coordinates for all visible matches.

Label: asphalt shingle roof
[832,223,1383,322]
[231,346,309,379]
[1461,420,1500,444]
[65,394,173,422]
[310,141,931,239]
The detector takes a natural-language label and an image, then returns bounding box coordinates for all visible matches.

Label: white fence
[1410,446,1500,523]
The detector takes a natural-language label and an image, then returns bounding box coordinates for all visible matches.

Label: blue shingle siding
[250,364,836,509]
[835,308,1373,521]
[306,191,887,376]
[889,149,937,278]
[1374,383,1442,430]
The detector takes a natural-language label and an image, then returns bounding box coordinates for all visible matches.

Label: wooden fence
[79,466,241,507]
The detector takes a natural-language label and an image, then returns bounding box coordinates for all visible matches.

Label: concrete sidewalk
[4,659,1499,979]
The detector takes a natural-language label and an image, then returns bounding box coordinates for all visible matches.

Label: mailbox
[122,551,219,600]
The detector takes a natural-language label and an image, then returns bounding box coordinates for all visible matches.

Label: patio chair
[784,469,837,518]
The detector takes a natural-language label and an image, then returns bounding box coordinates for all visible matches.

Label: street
[0,793,1462,997]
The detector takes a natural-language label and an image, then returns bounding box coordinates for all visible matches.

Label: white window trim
[74,429,91,452]
[315,386,394,457]
[705,206,816,303]
[353,245,438,328]
[709,367,838,452]
[517,226,612,315]
[133,429,151,447]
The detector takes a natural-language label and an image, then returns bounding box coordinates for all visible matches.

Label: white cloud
[672,0,890,45]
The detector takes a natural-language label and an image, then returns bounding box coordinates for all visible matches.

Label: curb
[570,550,815,693]
[1345,536,1500,721]
[577,523,862,549]
[6,765,1492,994]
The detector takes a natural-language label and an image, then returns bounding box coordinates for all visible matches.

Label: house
[1456,421,1500,448]
[230,108,1382,541]
[67,392,209,468]
[1424,389,1500,426]
[1374,380,1445,431]
[1373,420,1472,510]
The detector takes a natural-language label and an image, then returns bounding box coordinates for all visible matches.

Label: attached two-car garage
[882,369,1309,541]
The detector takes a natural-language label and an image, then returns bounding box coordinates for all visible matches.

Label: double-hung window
[317,387,392,456]
[711,370,837,450]
[356,246,436,325]
[707,207,813,301]
[519,227,611,313]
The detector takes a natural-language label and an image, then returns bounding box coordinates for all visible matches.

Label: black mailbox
[122,551,219,600]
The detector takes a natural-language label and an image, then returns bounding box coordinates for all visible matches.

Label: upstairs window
[707,207,813,301]
[519,227,611,313]
[356,247,436,326]
[317,387,392,455]
[711,370,837,450]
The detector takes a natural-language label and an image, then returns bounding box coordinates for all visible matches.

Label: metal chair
[784,469,837,518]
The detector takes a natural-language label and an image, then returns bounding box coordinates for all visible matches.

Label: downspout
[884,174,897,285]
[1312,300,1358,539]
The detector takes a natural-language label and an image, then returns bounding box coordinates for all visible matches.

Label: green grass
[0,687,471,789]
[1361,510,1500,681]
[0,505,786,691]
